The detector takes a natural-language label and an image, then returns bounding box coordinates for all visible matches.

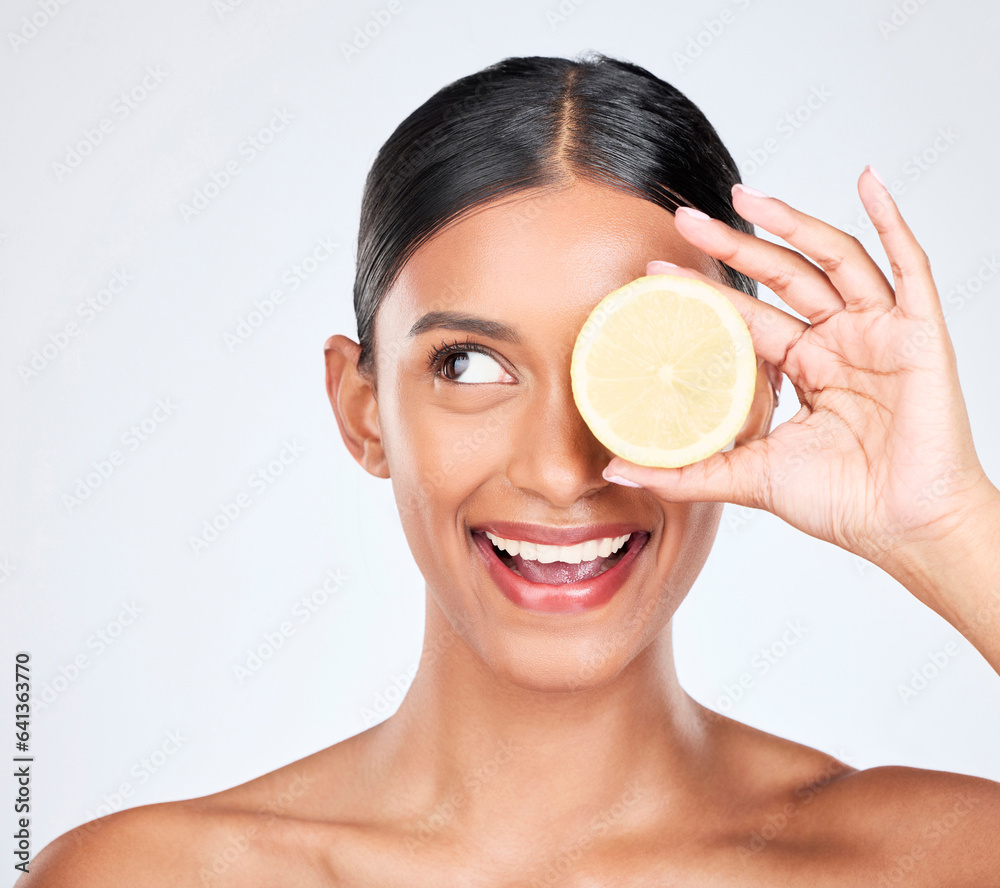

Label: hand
[603,168,998,589]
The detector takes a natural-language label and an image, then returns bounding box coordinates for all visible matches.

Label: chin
[464,590,678,695]
[479,638,639,694]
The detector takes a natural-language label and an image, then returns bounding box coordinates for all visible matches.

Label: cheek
[386,390,510,529]
[613,501,723,657]
[667,501,724,590]
[385,395,511,611]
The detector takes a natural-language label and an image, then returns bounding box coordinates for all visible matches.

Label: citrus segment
[571,274,757,468]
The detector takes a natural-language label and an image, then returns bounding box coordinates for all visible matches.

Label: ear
[324,334,390,479]
[734,358,782,447]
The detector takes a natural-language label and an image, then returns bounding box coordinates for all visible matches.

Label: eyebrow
[407,311,523,344]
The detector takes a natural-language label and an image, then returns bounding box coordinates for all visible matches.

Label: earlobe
[324,335,390,479]
[734,358,782,446]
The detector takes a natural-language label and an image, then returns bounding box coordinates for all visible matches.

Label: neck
[365,593,722,849]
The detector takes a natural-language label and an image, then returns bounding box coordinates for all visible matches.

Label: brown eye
[437,349,512,384]
[442,352,470,380]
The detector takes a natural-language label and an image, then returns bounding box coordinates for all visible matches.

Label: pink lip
[469,520,647,547]
[471,529,650,614]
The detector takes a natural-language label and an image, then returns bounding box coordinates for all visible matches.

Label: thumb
[602,444,768,509]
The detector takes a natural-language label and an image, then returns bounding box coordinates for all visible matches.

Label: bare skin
[21,176,1000,886]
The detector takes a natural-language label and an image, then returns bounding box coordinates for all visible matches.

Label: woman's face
[348,178,772,692]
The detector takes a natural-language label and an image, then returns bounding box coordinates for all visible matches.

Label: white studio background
[3,0,999,875]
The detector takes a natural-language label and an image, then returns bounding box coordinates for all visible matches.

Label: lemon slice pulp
[571,274,757,468]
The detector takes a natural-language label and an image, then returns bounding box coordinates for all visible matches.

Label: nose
[504,371,615,508]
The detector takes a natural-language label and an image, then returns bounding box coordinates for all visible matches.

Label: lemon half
[571,274,757,468]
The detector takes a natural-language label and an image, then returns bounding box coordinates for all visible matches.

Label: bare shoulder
[16,800,225,887]
[763,749,1000,880]
[17,735,366,887]
[822,763,1000,852]
[706,708,861,797]
[708,711,1000,883]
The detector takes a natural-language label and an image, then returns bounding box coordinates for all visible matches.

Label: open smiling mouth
[487,532,634,583]
[470,528,651,613]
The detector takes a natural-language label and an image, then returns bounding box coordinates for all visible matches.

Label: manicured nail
[676,206,711,222]
[733,183,770,199]
[648,261,678,271]
[603,470,643,488]
[865,164,887,190]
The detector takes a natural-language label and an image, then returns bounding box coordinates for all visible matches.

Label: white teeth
[534,544,557,562]
[484,531,632,565]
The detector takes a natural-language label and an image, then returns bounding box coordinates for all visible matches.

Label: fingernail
[648,261,678,272]
[865,164,887,190]
[603,469,643,488]
[676,206,711,222]
[733,183,770,199]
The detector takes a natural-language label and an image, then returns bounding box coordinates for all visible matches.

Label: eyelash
[425,337,503,380]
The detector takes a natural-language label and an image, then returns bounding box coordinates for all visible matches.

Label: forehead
[377,178,719,347]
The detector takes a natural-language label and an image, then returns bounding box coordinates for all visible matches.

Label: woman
[23,52,1000,885]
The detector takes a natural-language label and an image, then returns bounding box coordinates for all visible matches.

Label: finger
[602,441,769,510]
[728,182,897,313]
[858,166,942,319]
[674,204,847,324]
[646,260,809,376]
